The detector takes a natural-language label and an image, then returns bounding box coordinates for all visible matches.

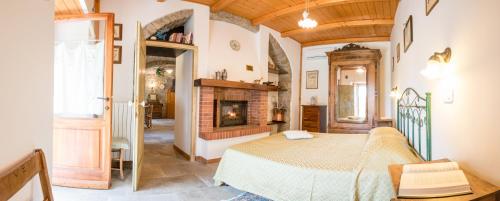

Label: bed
[214,88,432,201]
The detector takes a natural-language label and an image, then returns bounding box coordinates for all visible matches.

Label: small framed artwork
[246,65,254,71]
[426,0,439,16]
[114,24,123,41]
[113,45,122,64]
[306,70,319,89]
[396,43,401,62]
[403,15,413,53]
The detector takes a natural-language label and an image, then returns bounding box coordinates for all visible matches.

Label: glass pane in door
[53,19,106,118]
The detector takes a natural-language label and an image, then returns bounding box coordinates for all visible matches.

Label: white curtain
[53,41,104,117]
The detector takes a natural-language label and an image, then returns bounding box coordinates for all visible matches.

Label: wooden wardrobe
[326,44,381,133]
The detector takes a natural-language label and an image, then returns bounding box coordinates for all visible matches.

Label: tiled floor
[53,119,241,201]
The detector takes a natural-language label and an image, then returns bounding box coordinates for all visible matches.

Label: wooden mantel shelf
[194,79,279,91]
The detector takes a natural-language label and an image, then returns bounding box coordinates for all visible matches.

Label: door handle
[97,97,110,101]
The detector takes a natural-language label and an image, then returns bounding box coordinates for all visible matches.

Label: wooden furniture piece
[149,101,163,119]
[376,118,393,127]
[194,78,278,91]
[301,105,327,133]
[166,90,175,119]
[327,43,381,134]
[144,104,153,128]
[389,159,500,201]
[111,137,130,180]
[0,149,53,201]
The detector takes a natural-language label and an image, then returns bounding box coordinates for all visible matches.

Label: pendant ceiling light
[298,0,317,29]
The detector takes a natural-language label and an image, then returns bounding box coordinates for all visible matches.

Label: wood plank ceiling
[55,0,84,15]
[187,0,398,46]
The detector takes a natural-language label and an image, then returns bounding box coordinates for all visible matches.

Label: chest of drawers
[301,105,327,133]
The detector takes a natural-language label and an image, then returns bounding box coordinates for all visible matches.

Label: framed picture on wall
[426,0,439,16]
[113,45,122,64]
[114,24,123,41]
[396,43,401,62]
[306,70,319,89]
[404,15,413,52]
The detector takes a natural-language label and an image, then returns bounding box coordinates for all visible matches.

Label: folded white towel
[283,130,313,140]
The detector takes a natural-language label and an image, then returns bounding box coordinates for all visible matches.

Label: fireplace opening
[214,100,248,127]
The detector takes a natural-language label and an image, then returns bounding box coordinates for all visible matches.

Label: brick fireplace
[196,79,271,140]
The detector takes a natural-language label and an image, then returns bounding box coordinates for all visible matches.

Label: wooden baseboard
[173,144,191,161]
[195,156,221,164]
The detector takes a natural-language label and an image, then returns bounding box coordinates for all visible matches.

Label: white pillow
[283,130,313,140]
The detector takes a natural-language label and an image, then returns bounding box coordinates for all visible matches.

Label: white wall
[208,20,262,82]
[175,51,193,152]
[301,42,392,118]
[0,0,54,200]
[391,0,500,185]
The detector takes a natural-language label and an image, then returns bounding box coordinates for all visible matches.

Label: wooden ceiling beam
[281,19,393,37]
[211,0,238,12]
[301,36,390,47]
[251,0,383,26]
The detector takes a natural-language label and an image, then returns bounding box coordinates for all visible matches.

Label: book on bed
[398,162,472,198]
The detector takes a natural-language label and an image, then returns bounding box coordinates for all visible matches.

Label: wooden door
[52,13,114,189]
[132,22,146,191]
[166,90,175,119]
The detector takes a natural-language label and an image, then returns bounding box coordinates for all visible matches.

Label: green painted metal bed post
[412,115,415,147]
[425,93,432,161]
[397,100,401,131]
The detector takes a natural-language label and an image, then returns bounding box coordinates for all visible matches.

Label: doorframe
[53,13,115,189]
[144,40,198,161]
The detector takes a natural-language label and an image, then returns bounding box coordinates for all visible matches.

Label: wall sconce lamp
[390,86,399,98]
[420,47,452,79]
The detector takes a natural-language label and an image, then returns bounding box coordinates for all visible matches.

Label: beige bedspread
[213,133,420,201]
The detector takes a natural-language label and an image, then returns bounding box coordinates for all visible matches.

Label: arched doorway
[268,34,292,132]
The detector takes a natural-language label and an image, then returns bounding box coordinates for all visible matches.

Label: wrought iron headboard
[397,88,432,161]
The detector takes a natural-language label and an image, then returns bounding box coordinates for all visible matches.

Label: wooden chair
[111,137,130,180]
[144,104,153,128]
[0,149,53,201]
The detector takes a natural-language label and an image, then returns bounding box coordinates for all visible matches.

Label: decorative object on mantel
[222,69,228,80]
[215,71,222,80]
[404,15,413,52]
[426,0,439,16]
[230,40,240,51]
[214,69,228,80]
[262,81,273,85]
[253,77,263,84]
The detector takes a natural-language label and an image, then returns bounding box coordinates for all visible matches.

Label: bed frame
[396,88,432,161]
